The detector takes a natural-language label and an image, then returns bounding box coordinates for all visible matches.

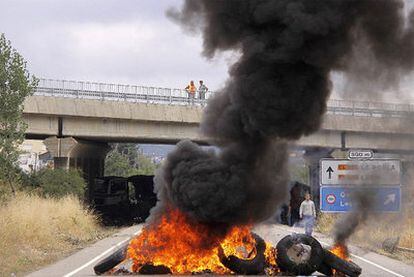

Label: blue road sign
[320,186,401,212]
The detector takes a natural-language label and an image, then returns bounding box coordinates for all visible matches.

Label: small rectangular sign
[320,159,400,186]
[320,186,401,212]
[348,150,373,160]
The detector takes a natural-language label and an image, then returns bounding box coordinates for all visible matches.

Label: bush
[26,169,86,199]
[0,192,110,276]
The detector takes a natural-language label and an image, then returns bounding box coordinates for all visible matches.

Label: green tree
[105,144,158,177]
[0,33,38,194]
[25,168,86,199]
[116,143,139,167]
[135,153,158,175]
[104,150,133,177]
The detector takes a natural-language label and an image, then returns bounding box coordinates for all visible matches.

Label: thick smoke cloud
[169,0,414,142]
[150,0,414,229]
[153,140,288,224]
[341,0,414,99]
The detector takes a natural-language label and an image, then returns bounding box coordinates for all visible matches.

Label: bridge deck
[34,78,414,119]
[22,79,414,151]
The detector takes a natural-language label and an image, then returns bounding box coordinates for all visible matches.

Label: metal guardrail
[33,78,414,118]
[34,78,213,105]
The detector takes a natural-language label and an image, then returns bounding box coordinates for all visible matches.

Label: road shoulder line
[63,229,141,277]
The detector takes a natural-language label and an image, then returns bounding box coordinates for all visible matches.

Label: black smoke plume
[150,0,414,231]
[332,189,376,244]
[152,139,288,225]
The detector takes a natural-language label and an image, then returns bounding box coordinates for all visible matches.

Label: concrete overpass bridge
[23,79,414,188]
[25,79,414,148]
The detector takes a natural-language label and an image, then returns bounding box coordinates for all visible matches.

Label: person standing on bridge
[299,193,316,236]
[198,80,208,103]
[185,80,196,105]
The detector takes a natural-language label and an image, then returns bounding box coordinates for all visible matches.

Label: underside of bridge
[36,134,414,213]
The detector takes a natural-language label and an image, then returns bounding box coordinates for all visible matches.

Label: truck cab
[92,176,129,207]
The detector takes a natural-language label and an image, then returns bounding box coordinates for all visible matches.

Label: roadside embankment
[316,213,414,264]
[0,193,113,277]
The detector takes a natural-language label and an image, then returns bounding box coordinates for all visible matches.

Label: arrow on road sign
[326,166,334,179]
[320,187,400,212]
[320,159,401,186]
[384,194,396,205]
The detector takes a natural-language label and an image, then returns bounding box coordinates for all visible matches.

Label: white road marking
[318,241,406,277]
[63,230,141,277]
[350,254,405,277]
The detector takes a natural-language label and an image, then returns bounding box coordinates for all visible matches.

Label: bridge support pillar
[303,147,334,210]
[43,136,110,197]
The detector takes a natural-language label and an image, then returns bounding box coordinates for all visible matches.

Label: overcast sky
[1,0,414,101]
[0,0,233,90]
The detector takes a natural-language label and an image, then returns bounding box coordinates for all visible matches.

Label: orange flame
[127,208,277,274]
[330,243,349,261]
[330,243,350,276]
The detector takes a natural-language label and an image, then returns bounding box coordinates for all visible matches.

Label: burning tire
[276,234,323,275]
[138,264,172,274]
[218,233,266,275]
[317,261,334,276]
[323,249,362,277]
[93,241,129,275]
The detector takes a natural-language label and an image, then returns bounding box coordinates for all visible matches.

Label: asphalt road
[27,223,414,277]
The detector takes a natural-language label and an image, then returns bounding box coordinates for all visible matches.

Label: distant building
[18,140,52,172]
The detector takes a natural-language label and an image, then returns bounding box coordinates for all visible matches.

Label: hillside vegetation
[0,193,111,276]
[317,212,414,264]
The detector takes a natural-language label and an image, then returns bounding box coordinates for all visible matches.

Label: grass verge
[0,193,113,276]
[316,212,414,264]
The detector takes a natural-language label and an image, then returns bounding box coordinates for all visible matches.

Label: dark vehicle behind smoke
[127,175,157,221]
[91,175,157,225]
[92,176,129,207]
[278,181,311,226]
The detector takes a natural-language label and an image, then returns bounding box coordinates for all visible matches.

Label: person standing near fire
[299,193,316,236]
[185,80,196,104]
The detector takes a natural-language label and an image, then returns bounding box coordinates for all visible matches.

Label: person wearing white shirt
[198,80,208,105]
[299,193,316,236]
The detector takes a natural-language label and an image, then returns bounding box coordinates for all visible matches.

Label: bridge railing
[327,98,414,118]
[35,79,214,104]
[34,79,414,118]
